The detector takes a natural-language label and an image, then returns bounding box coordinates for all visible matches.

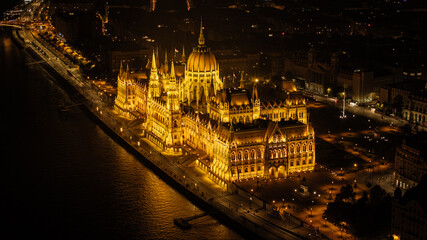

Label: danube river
[0,29,243,240]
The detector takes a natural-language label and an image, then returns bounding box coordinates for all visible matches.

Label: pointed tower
[119,60,124,79]
[252,80,260,120]
[114,61,135,114]
[156,47,159,68]
[168,61,179,111]
[209,78,215,98]
[198,17,205,46]
[181,45,186,63]
[166,59,182,149]
[207,79,215,115]
[239,71,245,88]
[164,49,169,74]
[170,60,176,82]
[149,50,160,98]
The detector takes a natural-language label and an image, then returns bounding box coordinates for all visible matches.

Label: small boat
[174,218,191,229]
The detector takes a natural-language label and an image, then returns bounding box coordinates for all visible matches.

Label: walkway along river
[9,25,312,239]
[1,27,245,240]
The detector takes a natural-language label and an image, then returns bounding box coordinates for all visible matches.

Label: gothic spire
[151,50,157,70]
[164,49,169,74]
[252,80,259,100]
[170,60,176,81]
[209,79,215,97]
[124,63,130,79]
[198,17,205,46]
[239,71,245,88]
[182,45,186,62]
[119,60,124,78]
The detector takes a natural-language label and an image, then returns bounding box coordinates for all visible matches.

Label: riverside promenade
[13,21,324,239]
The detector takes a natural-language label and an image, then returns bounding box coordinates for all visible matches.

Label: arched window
[251,150,255,159]
[258,149,262,158]
[309,143,313,151]
[244,151,249,160]
[231,152,236,161]
[296,144,300,153]
[270,150,274,159]
[290,145,294,154]
[238,151,242,160]
[303,144,306,152]
[283,147,287,157]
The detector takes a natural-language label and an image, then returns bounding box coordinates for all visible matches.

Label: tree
[336,184,355,203]
[369,185,386,204]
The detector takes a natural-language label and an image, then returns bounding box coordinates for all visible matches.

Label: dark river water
[0,29,243,240]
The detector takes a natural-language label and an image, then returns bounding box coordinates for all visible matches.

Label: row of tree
[323,184,392,238]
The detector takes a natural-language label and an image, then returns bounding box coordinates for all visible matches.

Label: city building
[403,94,427,126]
[392,176,427,240]
[394,133,427,189]
[380,79,427,122]
[114,20,315,187]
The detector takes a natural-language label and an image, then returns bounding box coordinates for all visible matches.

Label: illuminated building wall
[115,20,315,185]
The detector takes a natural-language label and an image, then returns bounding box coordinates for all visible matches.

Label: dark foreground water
[0,29,242,240]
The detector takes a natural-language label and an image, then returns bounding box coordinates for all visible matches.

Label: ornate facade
[114,21,315,187]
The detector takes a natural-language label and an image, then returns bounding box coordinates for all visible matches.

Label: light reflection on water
[0,29,243,240]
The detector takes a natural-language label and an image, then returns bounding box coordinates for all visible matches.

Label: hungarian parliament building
[114,22,315,186]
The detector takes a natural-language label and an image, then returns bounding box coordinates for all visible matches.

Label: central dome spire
[198,17,205,46]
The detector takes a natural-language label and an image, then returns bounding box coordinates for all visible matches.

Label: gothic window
[244,151,249,160]
[251,150,255,159]
[290,145,294,154]
[231,152,236,161]
[296,144,300,153]
[283,147,287,157]
[257,149,262,158]
[309,143,313,151]
[303,144,306,152]
[270,150,274,159]
[238,151,242,160]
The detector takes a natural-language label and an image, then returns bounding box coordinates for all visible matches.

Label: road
[11,2,316,239]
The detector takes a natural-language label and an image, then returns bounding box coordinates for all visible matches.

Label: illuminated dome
[186,20,218,72]
[186,48,217,72]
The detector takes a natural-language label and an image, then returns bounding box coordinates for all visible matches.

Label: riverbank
[13,27,312,240]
